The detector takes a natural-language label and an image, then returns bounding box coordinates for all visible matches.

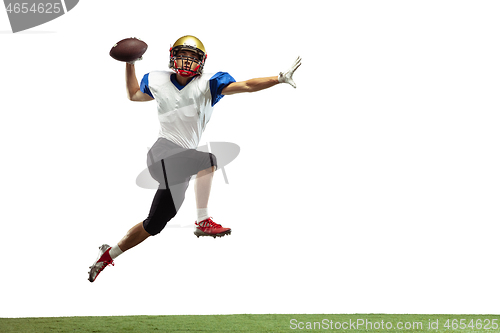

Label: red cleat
[194,217,231,238]
[88,244,114,282]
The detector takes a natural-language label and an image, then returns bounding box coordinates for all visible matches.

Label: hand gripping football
[109,37,148,63]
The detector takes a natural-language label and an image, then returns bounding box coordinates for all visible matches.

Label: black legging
[142,138,217,235]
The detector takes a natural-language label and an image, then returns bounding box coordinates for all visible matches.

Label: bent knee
[143,210,178,236]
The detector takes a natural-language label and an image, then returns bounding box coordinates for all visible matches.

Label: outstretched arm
[221,56,302,95]
[221,76,279,95]
[126,63,154,101]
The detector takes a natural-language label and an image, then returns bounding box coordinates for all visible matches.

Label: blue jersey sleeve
[140,73,154,99]
[209,72,236,107]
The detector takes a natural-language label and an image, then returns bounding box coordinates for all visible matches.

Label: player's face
[175,50,201,71]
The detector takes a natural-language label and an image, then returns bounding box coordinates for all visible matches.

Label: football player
[88,35,301,282]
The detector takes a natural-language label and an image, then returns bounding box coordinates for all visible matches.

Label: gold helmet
[169,35,207,77]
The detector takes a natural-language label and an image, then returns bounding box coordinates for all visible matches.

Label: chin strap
[177,69,197,77]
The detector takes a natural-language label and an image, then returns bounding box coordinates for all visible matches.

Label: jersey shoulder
[199,71,231,80]
[148,70,174,82]
[197,72,217,83]
[192,72,219,92]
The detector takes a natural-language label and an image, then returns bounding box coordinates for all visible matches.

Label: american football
[109,37,148,63]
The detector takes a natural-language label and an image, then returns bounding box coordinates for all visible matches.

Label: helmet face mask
[169,35,207,77]
[172,52,203,77]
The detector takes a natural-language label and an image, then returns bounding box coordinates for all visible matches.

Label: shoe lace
[197,217,221,228]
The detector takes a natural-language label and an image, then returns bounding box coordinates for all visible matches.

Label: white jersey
[140,71,235,149]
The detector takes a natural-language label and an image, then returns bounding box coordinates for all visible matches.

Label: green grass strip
[1,314,499,332]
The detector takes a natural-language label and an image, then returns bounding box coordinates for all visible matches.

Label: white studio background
[1,0,499,318]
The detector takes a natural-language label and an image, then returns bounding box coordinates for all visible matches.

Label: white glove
[278,56,302,88]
